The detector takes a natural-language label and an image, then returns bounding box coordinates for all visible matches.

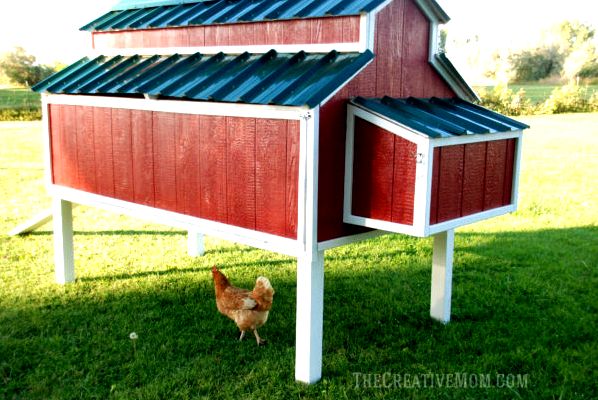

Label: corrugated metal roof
[32,50,374,108]
[351,96,529,138]
[81,0,388,31]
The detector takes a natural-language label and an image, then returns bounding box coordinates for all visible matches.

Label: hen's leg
[254,330,267,346]
[239,331,246,341]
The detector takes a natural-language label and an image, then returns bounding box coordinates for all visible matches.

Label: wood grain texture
[199,115,227,223]
[461,142,487,217]
[437,145,465,223]
[48,105,64,185]
[391,134,416,225]
[175,114,201,215]
[187,26,206,46]
[226,117,256,230]
[429,147,441,225]
[131,109,154,207]
[61,105,80,189]
[401,0,428,97]
[92,107,115,197]
[286,120,300,239]
[112,108,135,202]
[152,111,177,211]
[75,106,97,193]
[374,0,405,97]
[351,117,395,221]
[484,139,507,210]
[255,119,287,236]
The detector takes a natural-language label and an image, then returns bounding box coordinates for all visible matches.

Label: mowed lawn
[475,84,598,104]
[1,114,597,399]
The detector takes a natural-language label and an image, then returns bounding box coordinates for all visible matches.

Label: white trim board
[43,94,306,120]
[89,42,364,57]
[48,185,303,258]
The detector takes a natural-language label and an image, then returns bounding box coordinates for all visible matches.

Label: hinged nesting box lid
[344,96,529,237]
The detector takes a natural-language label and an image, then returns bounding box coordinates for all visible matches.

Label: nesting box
[344,96,528,237]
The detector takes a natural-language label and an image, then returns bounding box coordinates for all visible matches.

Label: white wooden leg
[53,198,75,284]
[430,229,454,324]
[187,228,205,257]
[295,250,325,384]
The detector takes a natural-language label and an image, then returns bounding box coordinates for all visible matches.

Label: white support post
[430,229,454,323]
[53,198,75,284]
[295,250,325,384]
[295,107,323,384]
[187,228,205,257]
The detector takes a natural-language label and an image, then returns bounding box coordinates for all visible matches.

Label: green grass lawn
[1,114,597,399]
[0,88,40,110]
[475,84,598,104]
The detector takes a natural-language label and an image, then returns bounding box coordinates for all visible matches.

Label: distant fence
[0,89,41,121]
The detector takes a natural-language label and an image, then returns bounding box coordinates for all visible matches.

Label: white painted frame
[343,103,524,238]
[44,93,327,383]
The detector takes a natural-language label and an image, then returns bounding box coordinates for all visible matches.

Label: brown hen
[211,266,274,345]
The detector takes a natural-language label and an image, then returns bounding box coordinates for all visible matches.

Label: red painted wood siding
[351,117,416,225]
[92,16,361,49]
[48,104,299,239]
[429,139,517,225]
[317,0,455,242]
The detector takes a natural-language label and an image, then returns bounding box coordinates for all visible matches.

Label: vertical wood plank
[401,0,428,97]
[131,109,154,207]
[75,106,96,193]
[61,105,79,188]
[49,105,64,185]
[255,119,287,236]
[375,0,404,97]
[286,120,300,239]
[93,107,114,197]
[484,139,507,210]
[342,16,361,43]
[429,147,441,225]
[228,22,256,45]
[199,115,227,222]
[226,117,256,230]
[318,17,344,43]
[153,111,177,211]
[112,108,135,202]
[187,26,205,46]
[205,24,229,46]
[391,134,417,225]
[282,19,312,44]
[461,142,487,217]
[261,21,284,44]
[437,145,465,223]
[351,117,395,221]
[502,139,516,206]
[175,113,201,216]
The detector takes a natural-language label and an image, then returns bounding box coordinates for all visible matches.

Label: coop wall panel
[429,140,517,225]
[391,132,417,225]
[351,117,396,221]
[92,16,361,50]
[317,0,456,242]
[48,104,299,239]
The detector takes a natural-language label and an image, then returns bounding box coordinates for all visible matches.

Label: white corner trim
[300,107,320,256]
[41,96,53,188]
[343,107,356,225]
[427,205,517,236]
[430,130,524,147]
[318,229,387,251]
[89,42,363,58]
[510,135,524,209]
[43,94,305,120]
[48,185,303,257]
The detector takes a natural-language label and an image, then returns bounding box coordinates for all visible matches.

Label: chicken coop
[30,0,528,384]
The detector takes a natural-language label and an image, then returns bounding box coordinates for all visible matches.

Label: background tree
[0,47,56,87]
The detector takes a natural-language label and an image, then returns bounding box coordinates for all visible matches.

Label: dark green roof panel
[351,96,529,138]
[32,50,374,108]
[81,0,389,31]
